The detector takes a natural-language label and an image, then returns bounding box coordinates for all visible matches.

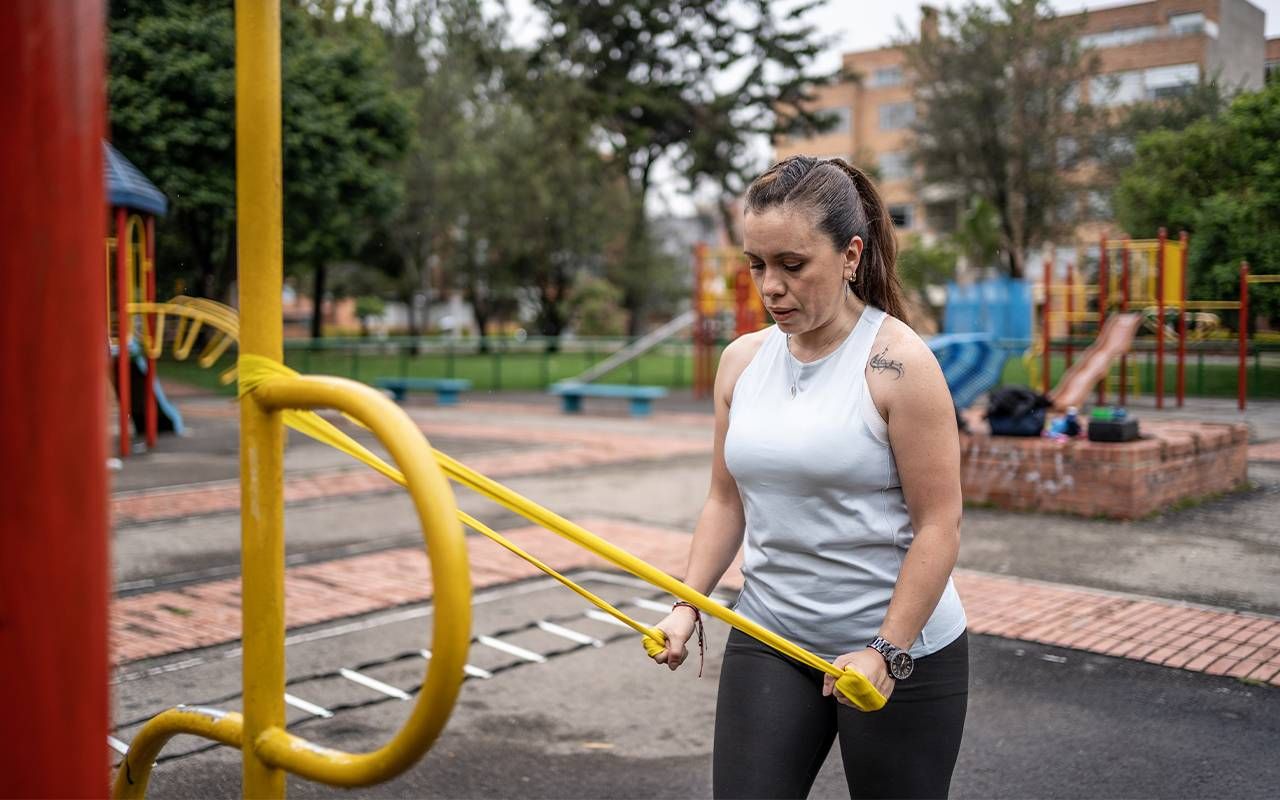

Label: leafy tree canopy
[108,0,412,306]
[903,0,1102,277]
[1114,80,1280,324]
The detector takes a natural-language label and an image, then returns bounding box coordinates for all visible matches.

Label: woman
[649,155,968,800]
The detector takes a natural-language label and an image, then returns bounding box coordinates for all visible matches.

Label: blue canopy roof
[104,142,168,216]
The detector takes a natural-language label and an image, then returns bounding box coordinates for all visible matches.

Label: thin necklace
[785,314,856,398]
[785,334,799,398]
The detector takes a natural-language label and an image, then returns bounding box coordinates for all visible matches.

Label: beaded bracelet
[672,600,706,677]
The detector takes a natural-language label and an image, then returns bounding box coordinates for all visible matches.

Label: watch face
[890,651,914,680]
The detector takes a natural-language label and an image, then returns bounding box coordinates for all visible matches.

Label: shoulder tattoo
[869,346,904,380]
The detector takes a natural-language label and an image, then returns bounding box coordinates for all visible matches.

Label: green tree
[567,275,627,337]
[1096,78,1233,190]
[903,0,1102,277]
[525,0,835,332]
[284,8,413,338]
[1114,81,1280,326]
[951,198,1004,274]
[376,1,637,346]
[896,235,958,327]
[107,0,412,329]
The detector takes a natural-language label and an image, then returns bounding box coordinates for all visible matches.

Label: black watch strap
[868,636,915,680]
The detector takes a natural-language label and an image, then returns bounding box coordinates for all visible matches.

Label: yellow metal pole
[235,1,285,797]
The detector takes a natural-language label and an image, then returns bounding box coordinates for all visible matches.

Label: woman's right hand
[649,607,698,671]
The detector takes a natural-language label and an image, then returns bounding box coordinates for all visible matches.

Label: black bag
[985,385,1051,437]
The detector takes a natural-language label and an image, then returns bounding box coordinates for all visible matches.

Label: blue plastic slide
[109,340,185,435]
[927,333,1008,410]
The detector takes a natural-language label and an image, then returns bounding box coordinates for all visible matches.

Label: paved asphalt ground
[110,391,1280,798]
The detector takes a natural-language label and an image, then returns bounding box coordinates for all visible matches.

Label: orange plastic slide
[1049,313,1140,411]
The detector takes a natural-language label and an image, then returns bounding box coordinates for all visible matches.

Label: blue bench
[549,382,668,417]
[374,377,472,406]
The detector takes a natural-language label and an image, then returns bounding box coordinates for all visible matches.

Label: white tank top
[724,306,966,660]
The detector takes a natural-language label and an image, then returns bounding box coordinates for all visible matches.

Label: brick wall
[960,420,1249,519]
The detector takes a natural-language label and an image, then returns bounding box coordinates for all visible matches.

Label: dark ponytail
[745,155,907,321]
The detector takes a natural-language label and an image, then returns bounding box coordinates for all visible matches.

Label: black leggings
[713,629,969,800]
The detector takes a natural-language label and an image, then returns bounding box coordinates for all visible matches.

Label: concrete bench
[549,382,668,417]
[374,377,472,406]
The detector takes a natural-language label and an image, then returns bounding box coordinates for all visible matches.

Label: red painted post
[1239,262,1249,411]
[1097,238,1109,406]
[1065,262,1075,369]
[1042,255,1052,396]
[1155,227,1166,409]
[1177,230,1188,408]
[145,215,158,447]
[733,265,752,338]
[692,243,707,400]
[0,2,110,796]
[115,205,130,456]
[1120,242,1130,406]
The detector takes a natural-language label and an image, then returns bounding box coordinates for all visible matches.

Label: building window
[819,106,852,135]
[1090,70,1144,106]
[1168,12,1205,36]
[869,66,904,88]
[1144,63,1200,99]
[1090,63,1198,107]
[887,204,914,229]
[925,201,958,234]
[1056,136,1079,168]
[1268,59,1280,84]
[879,101,915,130]
[1085,191,1112,220]
[878,151,912,181]
[1080,25,1157,49]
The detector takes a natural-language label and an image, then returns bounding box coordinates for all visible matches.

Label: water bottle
[1064,406,1081,437]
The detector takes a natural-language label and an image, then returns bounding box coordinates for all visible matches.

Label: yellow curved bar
[127,300,242,367]
[112,707,244,799]
[247,374,472,786]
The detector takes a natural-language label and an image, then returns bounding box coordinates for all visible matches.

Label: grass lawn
[157,338,1279,401]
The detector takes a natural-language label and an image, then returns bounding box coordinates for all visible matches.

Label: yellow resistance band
[238,355,885,712]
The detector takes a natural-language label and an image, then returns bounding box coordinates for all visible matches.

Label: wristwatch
[868,636,914,680]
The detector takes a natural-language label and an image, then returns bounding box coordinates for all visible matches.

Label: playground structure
[692,242,766,398]
[6,5,892,797]
[1036,230,1276,411]
[106,143,170,457]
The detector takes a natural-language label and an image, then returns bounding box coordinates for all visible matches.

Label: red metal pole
[115,205,130,456]
[1177,230,1188,408]
[1065,262,1075,370]
[733,265,751,338]
[145,215,158,447]
[1097,238,1109,406]
[1155,227,1166,409]
[1239,261,1249,412]
[692,243,707,400]
[1042,255,1052,396]
[1120,242,1130,406]
[0,2,109,795]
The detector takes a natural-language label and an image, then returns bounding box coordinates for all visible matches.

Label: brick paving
[111,420,710,525]
[111,396,1280,684]
[1248,439,1280,462]
[110,518,706,664]
[111,517,1280,688]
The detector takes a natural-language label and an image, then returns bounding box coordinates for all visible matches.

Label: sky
[502,0,1280,215]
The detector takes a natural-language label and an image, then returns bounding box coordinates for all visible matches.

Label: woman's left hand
[822,648,895,707]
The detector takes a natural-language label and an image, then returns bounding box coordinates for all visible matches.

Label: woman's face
[743,206,862,336]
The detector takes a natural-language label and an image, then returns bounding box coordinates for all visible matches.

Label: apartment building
[774,0,1270,243]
